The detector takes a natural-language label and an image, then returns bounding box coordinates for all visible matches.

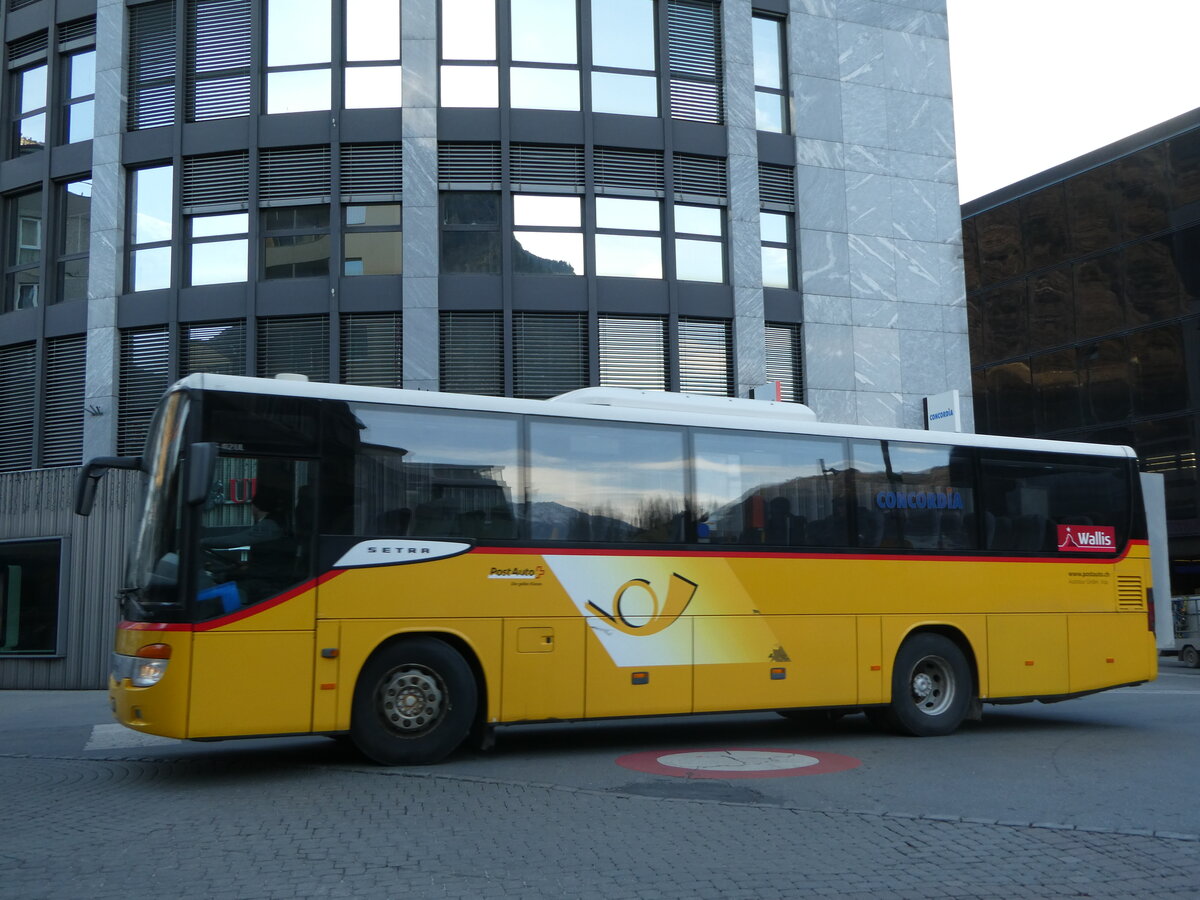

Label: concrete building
[0,0,969,687]
[963,107,1200,595]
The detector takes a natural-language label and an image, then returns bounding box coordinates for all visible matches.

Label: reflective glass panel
[18,65,47,113]
[263,234,331,279]
[267,69,332,114]
[761,246,790,289]
[752,17,783,89]
[511,0,577,64]
[676,239,723,282]
[263,206,330,231]
[345,66,403,108]
[513,232,583,275]
[1019,185,1068,270]
[1082,339,1130,425]
[596,197,660,232]
[16,113,45,153]
[1032,351,1081,431]
[62,181,91,256]
[510,67,580,111]
[1072,255,1124,339]
[346,204,402,227]
[1027,267,1073,351]
[761,212,789,244]
[267,0,331,66]
[675,205,722,237]
[755,91,785,133]
[595,234,661,278]
[10,192,42,264]
[132,246,172,291]
[440,65,499,107]
[1131,326,1187,417]
[344,232,402,275]
[443,192,499,226]
[1125,238,1184,325]
[985,362,1033,436]
[983,284,1027,360]
[67,100,94,143]
[528,419,687,543]
[591,72,657,117]
[347,0,401,60]
[441,231,501,273]
[191,213,248,238]
[133,167,172,244]
[591,0,655,70]
[514,195,580,227]
[442,0,496,59]
[68,51,96,99]
[59,258,88,302]
[191,239,248,285]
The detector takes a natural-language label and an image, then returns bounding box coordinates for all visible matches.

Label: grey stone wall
[789,0,972,430]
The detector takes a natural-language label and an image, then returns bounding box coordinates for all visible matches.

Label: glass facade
[965,124,1200,592]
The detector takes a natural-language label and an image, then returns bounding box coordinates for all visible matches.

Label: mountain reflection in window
[513,233,583,275]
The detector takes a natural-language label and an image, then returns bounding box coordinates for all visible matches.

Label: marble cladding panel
[87,225,123,303]
[884,29,952,98]
[896,299,942,332]
[795,138,846,169]
[796,165,846,232]
[848,234,896,301]
[840,82,889,149]
[728,154,763,224]
[843,143,890,176]
[894,238,942,304]
[852,326,902,392]
[400,43,438,110]
[403,0,438,39]
[846,172,893,237]
[933,180,965,242]
[837,21,888,87]
[943,332,973,393]
[851,297,897,328]
[402,136,438,210]
[799,229,850,295]
[730,227,765,290]
[403,303,439,391]
[891,177,938,242]
[807,388,858,424]
[734,314,767,391]
[941,303,968,335]
[837,1,949,40]
[890,148,958,183]
[939,244,967,305]
[402,202,439,280]
[898,327,946,395]
[887,91,956,158]
[790,13,841,80]
[806,294,854,326]
[803,323,856,390]
[855,390,905,428]
[794,75,844,143]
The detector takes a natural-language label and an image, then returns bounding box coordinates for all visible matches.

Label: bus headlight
[132,658,169,687]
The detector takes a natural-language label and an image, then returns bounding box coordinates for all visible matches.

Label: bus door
[188,454,319,738]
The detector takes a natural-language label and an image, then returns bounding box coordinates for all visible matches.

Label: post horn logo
[586,573,698,636]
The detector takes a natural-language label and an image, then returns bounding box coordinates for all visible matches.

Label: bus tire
[350,637,478,765]
[883,633,973,737]
[1181,645,1200,669]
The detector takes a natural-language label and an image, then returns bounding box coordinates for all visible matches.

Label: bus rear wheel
[350,637,477,765]
[882,633,973,737]
[1181,645,1200,668]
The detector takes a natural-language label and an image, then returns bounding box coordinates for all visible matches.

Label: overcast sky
[946,0,1200,203]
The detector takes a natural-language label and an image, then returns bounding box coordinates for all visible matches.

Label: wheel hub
[379,666,445,735]
[909,656,954,716]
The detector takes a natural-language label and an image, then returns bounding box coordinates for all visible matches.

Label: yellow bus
[77,375,1157,764]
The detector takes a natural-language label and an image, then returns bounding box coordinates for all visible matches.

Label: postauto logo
[1056,525,1116,553]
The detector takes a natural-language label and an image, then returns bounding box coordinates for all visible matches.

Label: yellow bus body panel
[110,627,193,739]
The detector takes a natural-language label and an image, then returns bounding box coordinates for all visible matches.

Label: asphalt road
[1,660,1198,898]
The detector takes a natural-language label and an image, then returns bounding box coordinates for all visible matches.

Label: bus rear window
[979,454,1130,554]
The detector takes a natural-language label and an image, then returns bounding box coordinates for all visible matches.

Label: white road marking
[656,750,819,772]
[85,723,181,751]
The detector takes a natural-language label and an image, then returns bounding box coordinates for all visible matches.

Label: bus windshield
[125,390,190,622]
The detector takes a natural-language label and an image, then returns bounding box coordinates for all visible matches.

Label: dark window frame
[0,536,67,658]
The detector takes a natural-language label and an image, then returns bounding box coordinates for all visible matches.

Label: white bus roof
[173,373,1135,460]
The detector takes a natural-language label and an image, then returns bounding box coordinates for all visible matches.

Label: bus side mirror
[74,456,144,516]
[186,442,219,506]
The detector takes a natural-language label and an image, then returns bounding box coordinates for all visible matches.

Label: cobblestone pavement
[2,745,1197,900]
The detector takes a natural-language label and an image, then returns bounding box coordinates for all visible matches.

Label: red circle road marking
[615,747,862,779]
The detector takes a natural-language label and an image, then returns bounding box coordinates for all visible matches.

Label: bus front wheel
[882,633,973,737]
[1181,645,1200,668]
[350,637,478,765]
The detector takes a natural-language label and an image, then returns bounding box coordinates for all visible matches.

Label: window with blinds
[674,154,727,202]
[0,342,36,471]
[257,316,330,382]
[342,144,403,200]
[513,312,587,399]
[260,146,332,203]
[438,143,502,188]
[759,163,796,208]
[598,316,667,390]
[594,147,665,195]
[440,311,503,396]
[679,318,732,396]
[183,320,246,375]
[128,0,178,131]
[41,334,86,467]
[118,327,171,456]
[511,144,585,192]
[341,313,402,388]
[765,323,804,403]
[182,152,250,210]
[667,0,723,125]
[187,0,252,122]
